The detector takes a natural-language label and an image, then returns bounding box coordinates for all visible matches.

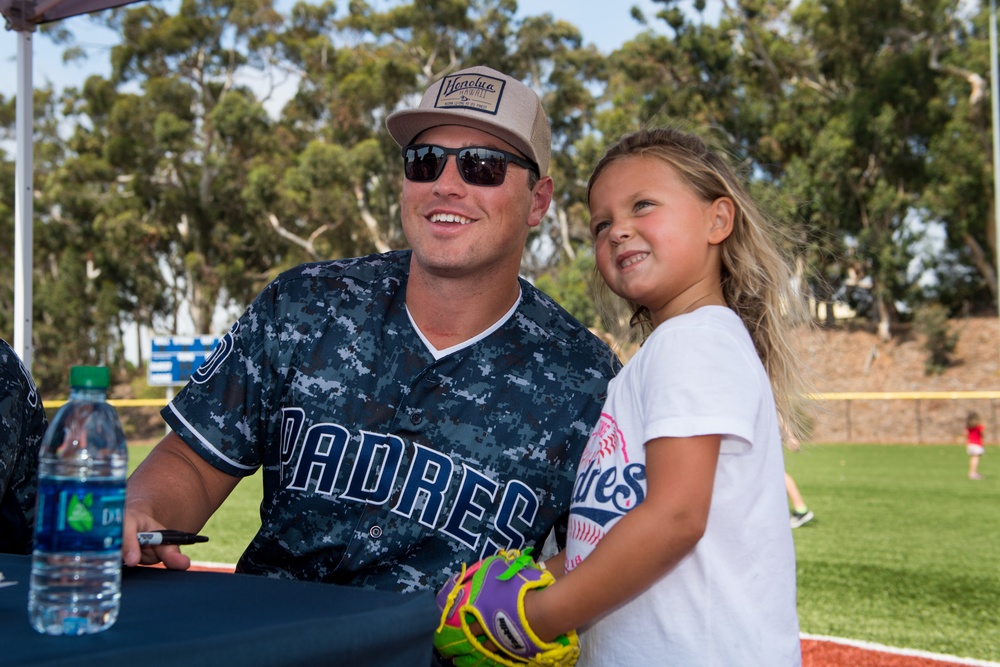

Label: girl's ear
[708,197,735,244]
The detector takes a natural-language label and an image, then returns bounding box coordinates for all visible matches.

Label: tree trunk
[190,280,213,334]
[356,185,391,253]
[964,232,997,301]
[556,207,575,261]
[876,296,892,342]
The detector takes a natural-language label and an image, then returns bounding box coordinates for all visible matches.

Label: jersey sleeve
[637,319,764,454]
[161,282,279,477]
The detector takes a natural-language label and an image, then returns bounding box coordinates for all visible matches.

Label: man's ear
[708,197,735,244]
[528,176,554,229]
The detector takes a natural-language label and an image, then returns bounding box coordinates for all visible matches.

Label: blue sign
[148,335,221,387]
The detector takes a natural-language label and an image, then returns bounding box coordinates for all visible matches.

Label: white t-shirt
[565,306,801,666]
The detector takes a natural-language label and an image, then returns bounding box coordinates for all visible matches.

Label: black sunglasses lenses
[403,146,510,186]
[460,149,509,186]
[404,146,450,182]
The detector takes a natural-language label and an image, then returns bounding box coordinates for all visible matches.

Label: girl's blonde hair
[967,411,981,429]
[587,127,812,439]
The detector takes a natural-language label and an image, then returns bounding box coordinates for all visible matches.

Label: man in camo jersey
[123,66,620,592]
[0,339,48,554]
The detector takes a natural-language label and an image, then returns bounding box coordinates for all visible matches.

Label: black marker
[137,530,209,546]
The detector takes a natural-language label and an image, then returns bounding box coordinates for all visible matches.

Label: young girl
[523,127,809,665]
[966,411,985,480]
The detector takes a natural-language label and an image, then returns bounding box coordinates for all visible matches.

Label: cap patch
[434,72,506,115]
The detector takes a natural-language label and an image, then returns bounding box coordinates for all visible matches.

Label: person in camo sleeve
[122,66,620,593]
[0,338,48,554]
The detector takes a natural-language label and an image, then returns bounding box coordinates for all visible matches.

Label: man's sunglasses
[401,144,539,187]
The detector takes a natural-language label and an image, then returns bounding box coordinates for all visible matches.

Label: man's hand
[121,431,240,570]
[122,507,191,570]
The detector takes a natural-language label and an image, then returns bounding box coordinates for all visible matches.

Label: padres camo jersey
[0,339,48,554]
[163,250,620,592]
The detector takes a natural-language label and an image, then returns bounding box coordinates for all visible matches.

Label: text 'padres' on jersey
[163,251,620,592]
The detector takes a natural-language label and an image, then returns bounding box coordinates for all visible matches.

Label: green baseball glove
[434,548,579,667]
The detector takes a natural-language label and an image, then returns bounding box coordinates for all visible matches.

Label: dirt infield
[803,636,999,667]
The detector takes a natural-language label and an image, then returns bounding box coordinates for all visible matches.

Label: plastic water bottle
[28,366,128,636]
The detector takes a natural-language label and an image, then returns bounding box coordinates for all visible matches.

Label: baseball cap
[386,66,551,177]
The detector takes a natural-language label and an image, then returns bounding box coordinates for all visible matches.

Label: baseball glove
[434,548,579,667]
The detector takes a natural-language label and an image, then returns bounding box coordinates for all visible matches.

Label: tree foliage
[1,0,998,393]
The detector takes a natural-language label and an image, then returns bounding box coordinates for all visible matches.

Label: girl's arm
[542,550,567,579]
[526,434,721,641]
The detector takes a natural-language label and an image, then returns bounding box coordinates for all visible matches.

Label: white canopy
[1,0,138,27]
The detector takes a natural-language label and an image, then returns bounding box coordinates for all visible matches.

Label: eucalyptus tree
[776,1,928,337]
[602,0,990,338]
[590,1,823,314]
[778,0,998,336]
[255,0,407,264]
[739,0,995,330]
[96,0,287,333]
[515,12,605,273]
[1,80,141,391]
[32,80,136,385]
[918,3,997,309]
[14,0,612,383]
[267,0,606,281]
[1,77,113,391]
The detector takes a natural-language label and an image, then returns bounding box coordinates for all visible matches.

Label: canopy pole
[14,26,34,369]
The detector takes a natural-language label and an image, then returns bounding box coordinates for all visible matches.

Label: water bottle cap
[68,366,111,389]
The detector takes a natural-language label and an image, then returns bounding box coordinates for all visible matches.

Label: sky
[0,1,716,101]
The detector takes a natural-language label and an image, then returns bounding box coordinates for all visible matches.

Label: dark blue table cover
[0,553,436,666]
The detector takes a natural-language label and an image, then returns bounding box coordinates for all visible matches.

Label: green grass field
[786,443,999,661]
[128,442,999,661]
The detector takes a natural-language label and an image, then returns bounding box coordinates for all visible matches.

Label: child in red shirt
[966,411,985,480]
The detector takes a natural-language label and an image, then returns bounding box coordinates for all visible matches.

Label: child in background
[966,411,985,480]
[523,127,809,666]
[783,423,814,528]
[786,472,814,528]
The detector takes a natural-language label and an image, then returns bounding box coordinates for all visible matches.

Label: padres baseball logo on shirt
[566,412,646,571]
[192,321,238,385]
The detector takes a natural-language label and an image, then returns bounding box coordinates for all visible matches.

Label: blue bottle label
[34,479,126,552]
